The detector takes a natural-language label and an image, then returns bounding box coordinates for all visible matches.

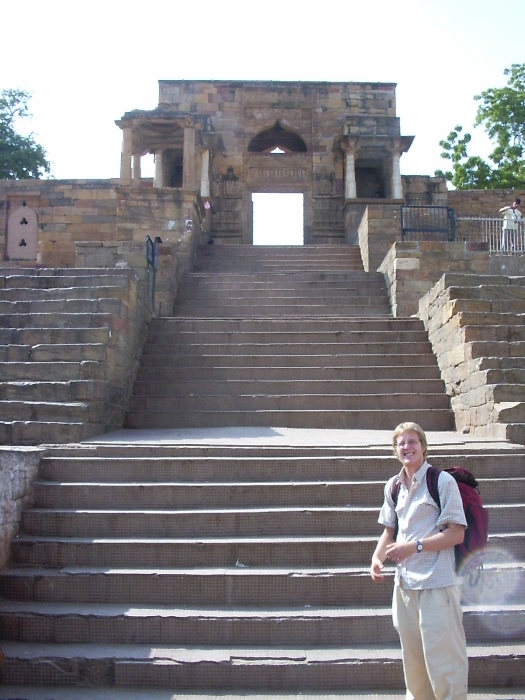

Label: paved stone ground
[84,426,522,452]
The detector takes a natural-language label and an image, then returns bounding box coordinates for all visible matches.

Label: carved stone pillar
[391,151,403,200]
[132,154,141,183]
[200,150,210,198]
[345,151,357,199]
[154,151,163,188]
[183,127,196,190]
[120,126,132,184]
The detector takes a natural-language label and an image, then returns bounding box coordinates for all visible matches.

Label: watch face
[417,542,423,552]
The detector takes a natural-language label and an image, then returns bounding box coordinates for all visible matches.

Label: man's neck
[402,460,425,482]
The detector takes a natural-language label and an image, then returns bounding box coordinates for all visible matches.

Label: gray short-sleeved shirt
[378,460,467,589]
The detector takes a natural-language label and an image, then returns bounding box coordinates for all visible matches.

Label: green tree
[0,89,51,179]
[436,64,525,189]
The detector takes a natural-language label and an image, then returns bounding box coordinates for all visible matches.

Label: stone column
[153,151,163,188]
[345,151,357,199]
[183,127,196,191]
[132,154,141,184]
[391,151,403,200]
[120,126,132,185]
[200,150,210,198]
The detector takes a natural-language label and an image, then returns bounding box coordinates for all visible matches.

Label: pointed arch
[248,121,307,153]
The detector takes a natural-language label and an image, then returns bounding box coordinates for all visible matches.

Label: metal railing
[456,217,525,255]
[146,235,162,311]
[401,206,456,242]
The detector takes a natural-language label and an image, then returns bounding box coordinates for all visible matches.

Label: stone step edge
[0,688,522,700]
[1,599,521,614]
[3,639,524,656]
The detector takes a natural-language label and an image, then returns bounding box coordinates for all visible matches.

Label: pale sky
[2,0,524,182]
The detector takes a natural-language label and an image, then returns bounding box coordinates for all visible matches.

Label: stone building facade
[116,80,416,244]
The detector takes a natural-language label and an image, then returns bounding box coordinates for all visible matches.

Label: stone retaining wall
[0,447,44,568]
[418,272,525,441]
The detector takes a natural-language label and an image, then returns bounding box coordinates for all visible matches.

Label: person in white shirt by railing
[499,197,523,251]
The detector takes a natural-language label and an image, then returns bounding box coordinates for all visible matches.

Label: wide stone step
[0,312,116,329]
[124,407,455,430]
[138,341,433,357]
[0,342,108,362]
[130,378,446,397]
[3,560,524,606]
[148,317,426,333]
[0,400,91,422]
[20,506,385,537]
[172,303,391,316]
[128,393,451,412]
[450,284,525,300]
[464,324,525,343]
[20,502,522,538]
[176,286,389,300]
[0,360,105,381]
[0,297,125,314]
[468,340,525,359]
[15,531,521,569]
[133,353,438,370]
[0,283,132,302]
[0,326,112,345]
[133,365,442,382]
[7,535,395,568]
[457,299,525,314]
[38,452,525,483]
[0,380,106,402]
[2,640,523,691]
[0,269,135,288]
[1,599,522,646]
[145,329,431,344]
[0,689,522,700]
[181,275,386,289]
[0,420,99,445]
[31,477,525,509]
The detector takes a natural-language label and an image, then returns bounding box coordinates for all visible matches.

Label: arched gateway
[116,80,414,244]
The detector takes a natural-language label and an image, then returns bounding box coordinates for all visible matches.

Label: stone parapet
[358,203,402,272]
[379,241,490,317]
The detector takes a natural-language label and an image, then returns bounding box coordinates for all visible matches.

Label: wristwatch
[416,540,423,553]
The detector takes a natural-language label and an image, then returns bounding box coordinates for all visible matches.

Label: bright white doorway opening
[252,193,304,245]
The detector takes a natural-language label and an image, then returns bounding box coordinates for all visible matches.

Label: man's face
[394,430,425,471]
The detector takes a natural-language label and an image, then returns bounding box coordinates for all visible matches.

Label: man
[499,197,523,251]
[370,422,468,700]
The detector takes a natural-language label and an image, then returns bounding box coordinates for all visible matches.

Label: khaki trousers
[393,583,468,700]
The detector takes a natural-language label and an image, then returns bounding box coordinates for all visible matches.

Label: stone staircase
[0,441,524,697]
[1,245,524,698]
[125,244,454,431]
[0,267,140,445]
[419,272,525,443]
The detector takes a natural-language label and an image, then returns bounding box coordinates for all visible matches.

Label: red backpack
[391,465,489,575]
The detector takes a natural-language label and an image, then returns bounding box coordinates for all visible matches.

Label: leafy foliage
[436,64,525,189]
[0,89,51,179]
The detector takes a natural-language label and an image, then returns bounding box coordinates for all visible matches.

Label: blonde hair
[392,422,428,458]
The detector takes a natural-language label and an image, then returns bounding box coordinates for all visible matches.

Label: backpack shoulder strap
[426,465,441,510]
[391,475,401,505]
